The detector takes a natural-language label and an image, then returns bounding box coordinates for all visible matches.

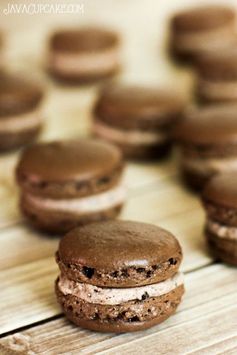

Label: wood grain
[1,264,237,354]
[0,0,237,353]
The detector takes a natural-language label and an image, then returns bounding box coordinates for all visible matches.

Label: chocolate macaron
[0,72,44,151]
[202,172,237,265]
[175,105,237,190]
[196,48,237,103]
[48,27,120,83]
[170,5,236,61]
[16,139,125,233]
[93,84,185,160]
[55,220,184,332]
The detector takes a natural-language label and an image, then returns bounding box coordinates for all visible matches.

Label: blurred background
[1,0,237,85]
[1,0,237,140]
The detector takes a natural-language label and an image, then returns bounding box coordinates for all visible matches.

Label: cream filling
[183,156,237,175]
[58,272,184,305]
[49,47,120,75]
[198,79,237,99]
[93,120,168,146]
[174,23,235,52]
[0,109,42,133]
[207,219,237,240]
[24,184,126,214]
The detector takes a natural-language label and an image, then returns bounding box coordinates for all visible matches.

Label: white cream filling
[0,109,42,133]
[183,156,237,175]
[49,47,120,75]
[198,79,237,99]
[174,24,235,51]
[207,219,237,240]
[93,120,168,146]
[25,184,126,214]
[58,272,184,305]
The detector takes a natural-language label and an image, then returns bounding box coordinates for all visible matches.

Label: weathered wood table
[0,0,237,353]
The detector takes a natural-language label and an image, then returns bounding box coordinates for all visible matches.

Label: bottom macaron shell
[169,42,195,64]
[56,282,184,333]
[21,196,123,234]
[49,67,119,85]
[206,231,237,266]
[115,141,171,160]
[182,167,212,191]
[0,126,41,152]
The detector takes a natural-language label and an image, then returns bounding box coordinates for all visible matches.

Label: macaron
[93,84,185,160]
[170,5,236,61]
[196,48,237,103]
[48,27,120,83]
[174,104,237,190]
[16,139,125,233]
[0,72,44,152]
[202,172,237,265]
[55,220,184,332]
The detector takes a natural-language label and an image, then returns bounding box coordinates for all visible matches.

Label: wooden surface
[0,0,237,354]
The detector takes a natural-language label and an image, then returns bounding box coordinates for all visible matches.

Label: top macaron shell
[57,220,183,288]
[203,172,237,209]
[50,28,120,53]
[16,139,123,199]
[0,73,43,117]
[94,85,184,130]
[171,6,236,33]
[175,105,237,148]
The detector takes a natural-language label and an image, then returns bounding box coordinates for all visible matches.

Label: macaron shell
[57,220,182,287]
[49,67,120,84]
[0,126,41,152]
[94,85,184,129]
[59,220,181,269]
[175,105,237,146]
[50,28,119,53]
[56,281,184,333]
[106,141,171,161]
[0,73,43,117]
[16,139,123,198]
[171,6,236,33]
[21,195,123,234]
[203,172,237,209]
[182,167,211,191]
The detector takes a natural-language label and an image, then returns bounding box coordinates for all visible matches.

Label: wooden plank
[0,257,60,334]
[189,336,237,355]
[0,225,58,271]
[0,264,236,354]
[102,305,237,355]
